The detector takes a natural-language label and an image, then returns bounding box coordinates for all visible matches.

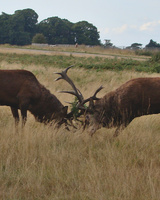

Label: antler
[55,66,103,122]
[81,85,104,105]
[55,66,84,104]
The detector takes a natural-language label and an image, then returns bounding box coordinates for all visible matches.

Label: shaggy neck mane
[95,91,119,126]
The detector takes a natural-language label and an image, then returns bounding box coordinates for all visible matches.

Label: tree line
[0,8,160,49]
[0,8,100,46]
[104,39,160,50]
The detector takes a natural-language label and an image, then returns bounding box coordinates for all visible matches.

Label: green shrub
[1,52,160,74]
[150,52,160,63]
[32,33,47,44]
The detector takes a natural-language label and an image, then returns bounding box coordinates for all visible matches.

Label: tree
[0,12,11,44]
[0,9,100,46]
[72,21,100,45]
[104,39,113,48]
[37,18,100,45]
[32,33,47,44]
[10,9,38,45]
[0,9,38,45]
[145,39,160,49]
[37,17,74,44]
[9,31,31,45]
[12,9,38,35]
[126,43,142,50]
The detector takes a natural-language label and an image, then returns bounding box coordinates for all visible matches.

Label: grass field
[0,48,160,200]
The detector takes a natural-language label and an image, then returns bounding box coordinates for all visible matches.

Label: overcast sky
[1,0,160,47]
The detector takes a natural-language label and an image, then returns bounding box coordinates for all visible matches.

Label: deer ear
[62,106,68,114]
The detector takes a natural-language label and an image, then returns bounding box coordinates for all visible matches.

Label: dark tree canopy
[126,43,142,50]
[37,17,75,44]
[72,21,100,45]
[145,39,160,49]
[0,9,38,45]
[13,9,38,35]
[103,40,113,48]
[37,18,100,45]
[0,9,100,46]
[0,12,11,44]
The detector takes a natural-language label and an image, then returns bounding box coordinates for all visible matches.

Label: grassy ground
[0,45,160,73]
[0,44,146,57]
[0,51,160,199]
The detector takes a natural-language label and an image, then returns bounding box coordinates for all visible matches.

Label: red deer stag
[0,69,68,128]
[84,77,160,136]
[56,70,160,136]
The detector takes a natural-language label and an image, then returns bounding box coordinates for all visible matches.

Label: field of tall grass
[0,49,160,200]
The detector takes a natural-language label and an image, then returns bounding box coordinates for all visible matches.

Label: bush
[32,33,47,44]
[135,50,153,57]
[150,52,160,63]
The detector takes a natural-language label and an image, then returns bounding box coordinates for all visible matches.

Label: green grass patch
[0,52,160,73]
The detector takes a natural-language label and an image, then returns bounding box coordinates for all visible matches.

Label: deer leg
[10,107,20,127]
[113,127,121,137]
[20,107,27,128]
[113,123,129,137]
[19,99,29,128]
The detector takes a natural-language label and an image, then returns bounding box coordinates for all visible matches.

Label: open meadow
[0,47,160,200]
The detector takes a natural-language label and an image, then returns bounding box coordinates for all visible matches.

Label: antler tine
[55,76,62,81]
[93,85,104,98]
[54,65,73,81]
[58,90,78,96]
[55,66,84,103]
[64,65,74,73]
[81,85,104,105]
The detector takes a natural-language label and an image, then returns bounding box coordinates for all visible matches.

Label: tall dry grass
[0,63,160,200]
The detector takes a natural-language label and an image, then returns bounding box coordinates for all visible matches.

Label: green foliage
[130,43,142,49]
[1,51,160,74]
[145,39,160,49]
[0,9,100,46]
[37,17,75,44]
[70,98,80,119]
[37,18,100,45]
[9,31,31,46]
[135,50,153,56]
[70,97,87,120]
[103,40,113,48]
[152,65,160,73]
[0,9,38,45]
[0,12,11,44]
[0,53,140,71]
[150,52,160,63]
[72,21,100,45]
[32,33,47,44]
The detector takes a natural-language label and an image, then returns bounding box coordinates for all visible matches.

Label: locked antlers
[55,66,103,109]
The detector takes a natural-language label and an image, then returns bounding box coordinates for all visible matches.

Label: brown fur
[0,69,67,127]
[85,77,160,136]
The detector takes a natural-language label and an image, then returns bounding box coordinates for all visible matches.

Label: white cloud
[102,21,160,35]
[100,24,128,35]
[140,20,160,31]
[112,24,128,34]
